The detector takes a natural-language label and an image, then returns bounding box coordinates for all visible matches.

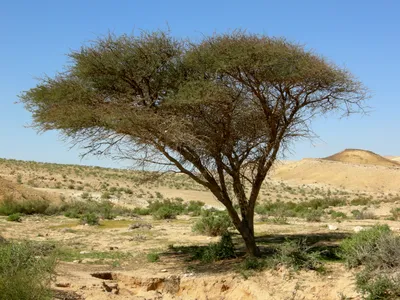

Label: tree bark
[238,218,260,257]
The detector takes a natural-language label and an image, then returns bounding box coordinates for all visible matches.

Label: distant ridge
[323,149,400,167]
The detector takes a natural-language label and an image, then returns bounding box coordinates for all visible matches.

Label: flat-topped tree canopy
[20,30,368,256]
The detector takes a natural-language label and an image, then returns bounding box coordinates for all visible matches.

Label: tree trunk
[238,219,261,257]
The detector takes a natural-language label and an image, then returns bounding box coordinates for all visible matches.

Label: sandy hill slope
[0,176,57,203]
[272,150,400,193]
[323,149,400,167]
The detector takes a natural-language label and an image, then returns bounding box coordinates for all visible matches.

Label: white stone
[328,224,338,231]
[353,226,365,232]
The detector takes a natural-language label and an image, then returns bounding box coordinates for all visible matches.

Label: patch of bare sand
[51,263,360,300]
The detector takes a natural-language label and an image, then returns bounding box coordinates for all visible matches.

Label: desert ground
[1,149,400,299]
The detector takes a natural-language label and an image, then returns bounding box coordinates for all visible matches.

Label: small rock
[55,282,70,288]
[80,251,90,254]
[354,226,365,233]
[109,246,119,251]
[72,260,82,264]
[102,281,119,293]
[328,224,338,231]
[161,269,168,272]
[128,223,152,230]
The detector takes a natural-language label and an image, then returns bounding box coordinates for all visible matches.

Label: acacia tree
[20,31,367,256]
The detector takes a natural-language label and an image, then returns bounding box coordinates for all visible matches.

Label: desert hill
[324,149,400,167]
[272,149,400,193]
[0,176,57,203]
[391,157,400,162]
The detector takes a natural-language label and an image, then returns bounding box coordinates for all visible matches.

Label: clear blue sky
[1,0,399,168]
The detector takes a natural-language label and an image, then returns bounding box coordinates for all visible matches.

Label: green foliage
[197,233,236,263]
[351,209,376,220]
[7,213,22,222]
[240,256,267,271]
[255,198,345,220]
[192,210,232,236]
[341,225,400,270]
[350,197,371,206]
[356,271,400,300]
[273,239,324,272]
[147,252,160,263]
[0,195,50,216]
[20,29,367,256]
[80,212,100,225]
[328,210,347,219]
[152,206,177,220]
[0,241,56,300]
[390,208,400,221]
[132,198,205,219]
[340,225,400,299]
[60,199,131,220]
[186,200,205,216]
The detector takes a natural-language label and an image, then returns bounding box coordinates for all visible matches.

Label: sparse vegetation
[0,195,50,216]
[192,210,232,236]
[0,241,56,300]
[341,225,400,299]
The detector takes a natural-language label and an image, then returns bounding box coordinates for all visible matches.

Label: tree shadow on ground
[160,231,351,275]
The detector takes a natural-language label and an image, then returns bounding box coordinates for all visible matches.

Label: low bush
[80,212,100,225]
[152,206,177,220]
[340,224,392,268]
[132,199,206,219]
[0,195,50,216]
[197,233,236,263]
[192,210,232,236]
[7,213,22,222]
[0,241,56,300]
[351,209,376,220]
[390,208,400,221]
[356,271,400,300]
[340,225,400,299]
[273,239,324,272]
[350,197,371,206]
[255,197,346,220]
[147,252,160,262]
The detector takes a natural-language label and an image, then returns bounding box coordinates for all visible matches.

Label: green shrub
[351,209,376,220]
[0,196,50,216]
[132,207,151,215]
[305,210,323,222]
[199,233,236,263]
[240,256,267,271]
[274,239,324,272]
[390,208,400,221]
[186,200,205,216]
[255,198,346,220]
[340,225,400,299]
[7,213,22,222]
[350,197,370,206]
[0,241,56,300]
[147,252,160,262]
[192,210,232,236]
[356,271,400,300]
[99,200,115,220]
[328,210,347,219]
[153,206,177,220]
[340,225,391,268]
[80,213,100,225]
